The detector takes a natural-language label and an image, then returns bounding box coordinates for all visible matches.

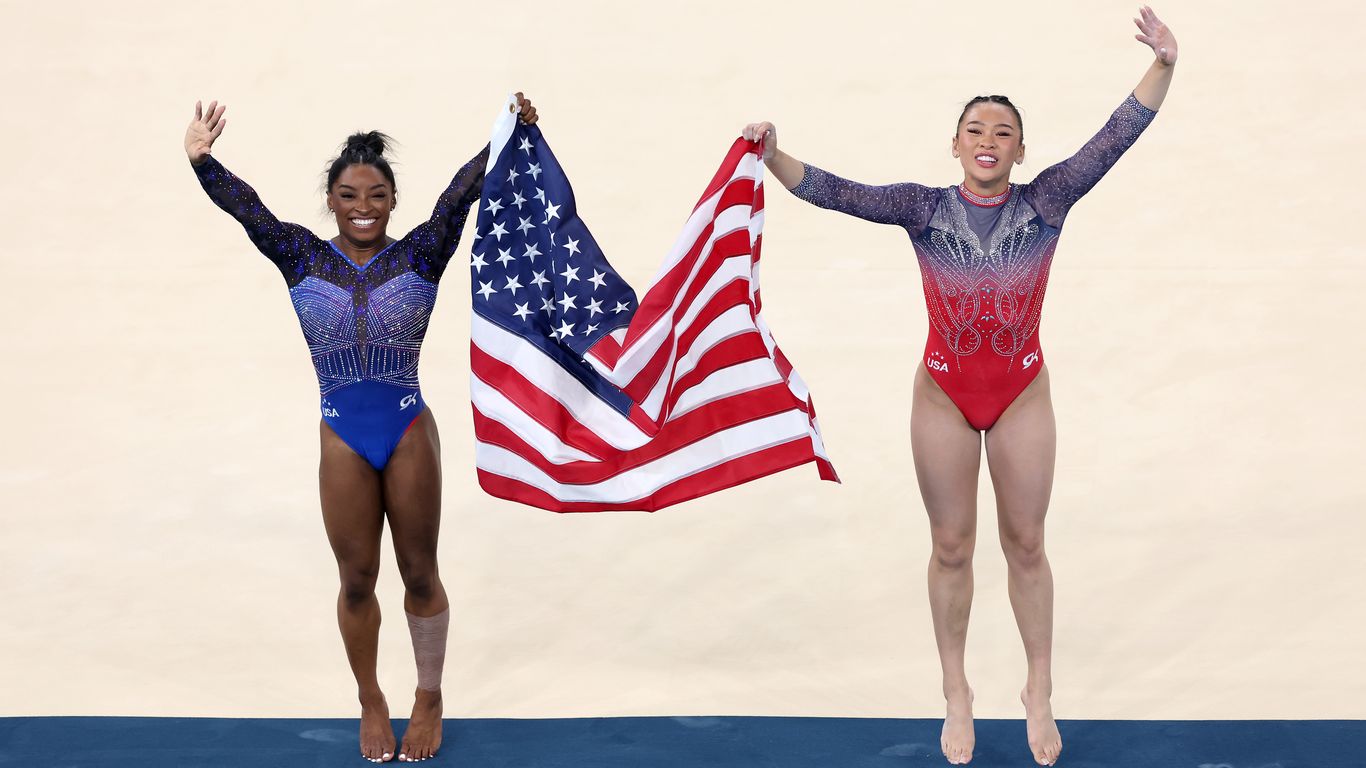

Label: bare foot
[359,691,396,763]
[1021,686,1062,766]
[941,687,975,765]
[398,687,443,762]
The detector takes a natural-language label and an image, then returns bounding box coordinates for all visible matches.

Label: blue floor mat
[2,716,1362,768]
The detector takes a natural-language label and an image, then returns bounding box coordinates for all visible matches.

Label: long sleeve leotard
[193,146,489,468]
[791,94,1157,429]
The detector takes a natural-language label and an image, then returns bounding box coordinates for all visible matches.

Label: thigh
[319,420,386,569]
[382,408,443,563]
[911,367,984,537]
[984,367,1057,537]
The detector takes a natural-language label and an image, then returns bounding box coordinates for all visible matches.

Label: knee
[338,564,379,606]
[396,557,439,601]
[931,534,975,571]
[1000,528,1046,570]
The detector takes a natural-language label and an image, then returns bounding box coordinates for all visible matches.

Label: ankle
[358,687,387,707]
[943,681,973,703]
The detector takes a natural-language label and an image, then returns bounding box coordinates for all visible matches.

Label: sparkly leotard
[792,94,1156,429]
[193,147,488,469]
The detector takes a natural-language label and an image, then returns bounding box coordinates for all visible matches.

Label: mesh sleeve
[790,163,939,237]
[192,156,312,278]
[1023,93,1158,228]
[408,145,491,280]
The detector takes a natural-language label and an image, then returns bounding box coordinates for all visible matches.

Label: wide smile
[974,153,998,169]
[350,217,378,229]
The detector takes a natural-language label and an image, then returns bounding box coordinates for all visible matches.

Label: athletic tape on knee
[406,608,450,691]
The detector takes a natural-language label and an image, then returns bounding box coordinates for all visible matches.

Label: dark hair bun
[343,131,392,159]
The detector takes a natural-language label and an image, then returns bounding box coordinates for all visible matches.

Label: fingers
[741,122,774,143]
[513,91,538,124]
[210,116,227,140]
[194,100,202,121]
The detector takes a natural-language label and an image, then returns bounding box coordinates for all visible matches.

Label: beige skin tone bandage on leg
[406,608,450,691]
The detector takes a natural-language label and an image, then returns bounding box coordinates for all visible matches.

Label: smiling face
[952,102,1025,193]
[326,164,394,247]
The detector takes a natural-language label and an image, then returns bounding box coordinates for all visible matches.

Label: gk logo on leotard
[399,393,418,411]
[1022,350,1040,369]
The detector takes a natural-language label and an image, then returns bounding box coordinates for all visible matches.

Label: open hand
[742,122,777,161]
[185,100,226,166]
[1134,6,1177,65]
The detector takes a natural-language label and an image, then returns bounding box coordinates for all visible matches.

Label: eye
[968,128,981,135]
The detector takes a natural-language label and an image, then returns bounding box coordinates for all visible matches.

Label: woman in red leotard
[743,8,1177,766]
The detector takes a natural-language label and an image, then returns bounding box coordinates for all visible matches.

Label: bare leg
[383,409,448,762]
[911,367,983,765]
[984,367,1061,766]
[319,421,394,763]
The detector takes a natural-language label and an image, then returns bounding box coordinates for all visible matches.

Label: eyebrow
[965,120,1015,130]
[336,184,391,191]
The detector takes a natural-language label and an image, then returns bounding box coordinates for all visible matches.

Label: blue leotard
[193,146,489,470]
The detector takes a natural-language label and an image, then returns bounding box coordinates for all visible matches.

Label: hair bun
[343,130,392,158]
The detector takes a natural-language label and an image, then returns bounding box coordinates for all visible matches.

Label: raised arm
[409,94,539,278]
[742,121,939,237]
[185,101,312,275]
[1024,7,1176,226]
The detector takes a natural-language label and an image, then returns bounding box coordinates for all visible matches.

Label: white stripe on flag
[475,410,812,503]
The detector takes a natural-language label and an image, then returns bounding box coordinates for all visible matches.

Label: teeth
[975,155,996,163]
[351,218,376,227]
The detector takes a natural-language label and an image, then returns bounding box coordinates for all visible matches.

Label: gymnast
[185,94,538,762]
[743,8,1176,765]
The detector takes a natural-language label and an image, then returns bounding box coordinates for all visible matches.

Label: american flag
[467,96,837,512]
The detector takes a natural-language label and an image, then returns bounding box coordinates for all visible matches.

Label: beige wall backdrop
[3,0,1364,720]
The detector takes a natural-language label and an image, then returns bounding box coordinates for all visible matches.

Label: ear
[1016,143,1026,165]
[951,134,961,158]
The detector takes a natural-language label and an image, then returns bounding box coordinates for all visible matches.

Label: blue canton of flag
[469,120,638,365]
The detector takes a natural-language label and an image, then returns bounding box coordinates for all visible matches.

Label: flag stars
[585,323,599,335]
[516,216,535,235]
[477,280,497,300]
[488,221,509,241]
[559,264,580,284]
[523,242,543,260]
[557,293,578,312]
[562,237,581,257]
[586,297,603,317]
[543,201,561,224]
[496,248,515,267]
[539,295,555,315]
[470,251,488,273]
[513,302,532,320]
[506,167,519,183]
[511,190,526,209]
[485,197,505,216]
[534,187,546,203]
[518,136,534,154]
[588,269,607,290]
[553,319,574,339]
[527,162,543,180]
[530,270,550,290]
[612,300,631,314]
[503,275,523,295]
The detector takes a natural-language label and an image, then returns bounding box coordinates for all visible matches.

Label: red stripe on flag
[470,344,619,460]
[476,436,819,513]
[472,382,803,485]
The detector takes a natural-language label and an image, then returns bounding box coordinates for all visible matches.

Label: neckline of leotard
[957,184,1011,207]
[328,239,398,271]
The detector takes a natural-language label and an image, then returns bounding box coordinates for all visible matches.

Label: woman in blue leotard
[185,95,537,763]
